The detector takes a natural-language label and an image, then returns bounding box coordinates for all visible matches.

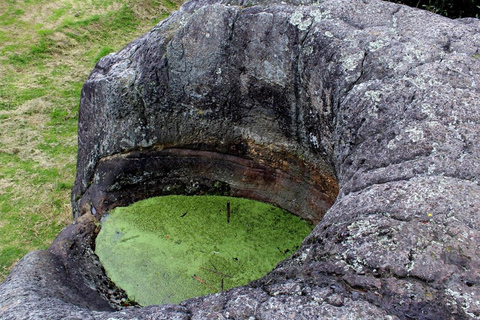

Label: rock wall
[72,0,342,223]
[1,0,479,319]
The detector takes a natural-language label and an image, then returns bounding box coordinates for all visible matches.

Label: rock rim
[1,0,479,319]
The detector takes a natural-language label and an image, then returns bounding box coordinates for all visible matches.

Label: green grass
[96,195,313,306]
[93,46,115,63]
[0,0,183,282]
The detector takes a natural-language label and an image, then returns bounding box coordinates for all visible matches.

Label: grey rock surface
[1,0,479,319]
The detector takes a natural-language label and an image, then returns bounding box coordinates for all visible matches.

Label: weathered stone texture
[1,0,479,318]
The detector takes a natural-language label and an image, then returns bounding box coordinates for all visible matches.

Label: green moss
[96,195,313,306]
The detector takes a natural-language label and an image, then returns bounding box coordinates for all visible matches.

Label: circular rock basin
[95,195,313,306]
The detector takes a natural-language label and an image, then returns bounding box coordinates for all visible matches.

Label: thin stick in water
[193,274,218,291]
[227,201,231,223]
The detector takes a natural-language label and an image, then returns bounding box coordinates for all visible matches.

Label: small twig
[227,201,231,223]
[181,211,188,217]
[221,278,224,291]
[199,267,233,278]
[193,274,218,291]
[277,247,291,255]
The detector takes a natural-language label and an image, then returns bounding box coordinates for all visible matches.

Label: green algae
[95,195,313,306]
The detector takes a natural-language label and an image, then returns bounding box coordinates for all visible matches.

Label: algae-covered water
[95,195,313,306]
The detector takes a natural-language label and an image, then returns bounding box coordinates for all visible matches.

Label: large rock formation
[1,0,479,318]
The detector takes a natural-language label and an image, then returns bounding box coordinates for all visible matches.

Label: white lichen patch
[421,103,435,119]
[342,254,366,274]
[347,219,376,235]
[445,288,478,318]
[309,133,320,148]
[387,134,403,150]
[310,9,331,22]
[401,75,427,90]
[427,162,437,174]
[403,43,426,64]
[289,10,312,31]
[364,90,382,103]
[406,255,415,273]
[300,248,311,261]
[368,40,389,52]
[304,45,313,55]
[341,51,364,72]
[289,10,303,26]
[405,127,424,143]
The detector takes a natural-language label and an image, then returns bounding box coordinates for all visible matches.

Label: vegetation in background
[0,0,182,282]
[390,0,480,18]
[96,195,313,306]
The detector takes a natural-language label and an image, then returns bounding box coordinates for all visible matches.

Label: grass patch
[96,195,313,306]
[93,46,115,63]
[60,14,101,29]
[0,8,25,26]
[49,4,73,22]
[0,0,184,282]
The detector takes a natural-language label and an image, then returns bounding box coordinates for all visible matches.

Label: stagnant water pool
[96,195,313,306]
